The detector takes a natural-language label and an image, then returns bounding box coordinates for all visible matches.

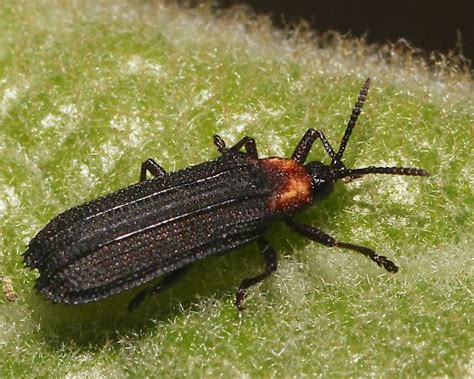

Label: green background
[1,1,472,377]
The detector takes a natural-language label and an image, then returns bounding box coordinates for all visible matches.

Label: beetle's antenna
[337,166,430,179]
[332,78,370,167]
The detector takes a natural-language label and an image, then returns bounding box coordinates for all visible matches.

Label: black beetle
[24,79,429,310]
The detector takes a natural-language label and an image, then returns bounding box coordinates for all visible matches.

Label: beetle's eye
[304,161,335,202]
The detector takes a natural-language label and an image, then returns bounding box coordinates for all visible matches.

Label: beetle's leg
[231,136,258,158]
[236,237,277,310]
[291,128,338,164]
[213,135,258,158]
[213,135,228,154]
[285,219,398,273]
[140,158,167,182]
[127,266,189,311]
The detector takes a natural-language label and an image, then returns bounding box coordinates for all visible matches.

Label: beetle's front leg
[128,266,189,311]
[140,158,167,182]
[291,128,338,164]
[236,237,277,310]
[213,135,258,159]
[285,219,398,273]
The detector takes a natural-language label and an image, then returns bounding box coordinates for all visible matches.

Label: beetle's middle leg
[213,135,258,159]
[229,136,258,158]
[128,266,189,311]
[236,236,277,310]
[291,129,338,164]
[285,219,398,273]
[140,158,167,182]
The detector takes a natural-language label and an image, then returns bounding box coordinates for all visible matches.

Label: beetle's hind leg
[128,266,189,311]
[285,219,398,273]
[140,158,167,182]
[236,237,277,310]
[213,135,258,159]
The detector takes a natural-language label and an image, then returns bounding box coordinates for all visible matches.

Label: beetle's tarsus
[336,242,399,273]
[140,158,166,182]
[213,135,227,154]
[376,255,399,273]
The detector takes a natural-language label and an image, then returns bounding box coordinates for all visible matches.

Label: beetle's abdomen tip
[23,249,37,269]
[34,279,91,305]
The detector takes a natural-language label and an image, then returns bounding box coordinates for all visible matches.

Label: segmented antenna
[338,166,430,179]
[332,78,370,167]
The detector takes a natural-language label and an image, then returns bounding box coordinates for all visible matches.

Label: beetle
[24,79,429,311]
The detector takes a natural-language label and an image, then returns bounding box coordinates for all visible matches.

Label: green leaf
[1,1,472,377]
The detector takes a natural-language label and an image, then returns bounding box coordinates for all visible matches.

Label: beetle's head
[305,161,336,202]
[305,157,430,204]
[297,79,430,206]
